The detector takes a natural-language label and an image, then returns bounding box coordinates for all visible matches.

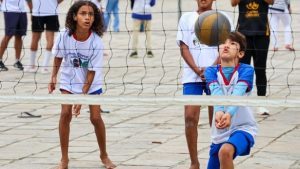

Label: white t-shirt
[32,0,59,16]
[176,12,218,84]
[1,0,27,12]
[52,29,104,94]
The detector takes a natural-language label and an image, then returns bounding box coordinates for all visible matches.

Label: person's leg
[1,12,18,60]
[112,0,120,32]
[268,10,279,50]
[253,36,269,96]
[89,105,116,169]
[219,131,255,169]
[130,19,142,57]
[207,144,222,169]
[208,106,213,127]
[13,12,27,70]
[0,35,13,60]
[218,143,235,169]
[28,15,43,70]
[104,1,113,31]
[29,32,42,68]
[185,105,201,169]
[42,31,55,71]
[183,83,204,169]
[281,10,294,50]
[144,20,152,52]
[58,90,73,168]
[14,35,23,61]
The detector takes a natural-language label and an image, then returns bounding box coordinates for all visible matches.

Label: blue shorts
[207,131,255,169]
[60,88,103,95]
[4,12,27,36]
[90,88,103,95]
[183,82,210,95]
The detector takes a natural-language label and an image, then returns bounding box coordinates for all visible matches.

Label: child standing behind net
[26,0,63,73]
[204,32,258,169]
[129,0,156,58]
[48,1,115,169]
[0,0,30,71]
[269,0,294,51]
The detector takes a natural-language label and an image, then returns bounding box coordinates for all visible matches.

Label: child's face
[219,39,244,62]
[196,0,214,11]
[74,5,95,31]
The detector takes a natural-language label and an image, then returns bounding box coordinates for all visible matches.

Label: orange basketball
[194,10,231,46]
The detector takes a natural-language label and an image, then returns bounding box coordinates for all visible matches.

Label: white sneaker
[257,107,270,115]
[24,67,37,73]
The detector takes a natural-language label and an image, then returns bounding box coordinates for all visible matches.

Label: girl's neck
[74,29,91,41]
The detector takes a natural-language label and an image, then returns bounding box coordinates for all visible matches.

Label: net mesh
[0,0,299,107]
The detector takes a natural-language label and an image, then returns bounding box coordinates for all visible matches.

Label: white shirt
[52,29,104,94]
[1,0,27,12]
[177,12,218,84]
[32,0,59,16]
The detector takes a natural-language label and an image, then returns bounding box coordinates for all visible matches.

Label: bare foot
[53,160,68,169]
[101,156,116,169]
[189,163,199,169]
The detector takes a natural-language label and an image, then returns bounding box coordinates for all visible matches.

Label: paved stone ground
[0,0,300,169]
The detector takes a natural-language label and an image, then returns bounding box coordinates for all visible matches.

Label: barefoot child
[48,1,115,168]
[204,32,258,169]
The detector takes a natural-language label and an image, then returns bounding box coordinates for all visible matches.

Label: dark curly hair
[228,31,247,52]
[65,1,104,37]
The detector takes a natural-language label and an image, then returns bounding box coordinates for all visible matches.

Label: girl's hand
[73,104,82,117]
[82,85,90,94]
[48,77,57,94]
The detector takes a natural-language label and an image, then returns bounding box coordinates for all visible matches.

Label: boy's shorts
[32,15,60,32]
[4,12,27,36]
[183,82,210,95]
[207,131,255,169]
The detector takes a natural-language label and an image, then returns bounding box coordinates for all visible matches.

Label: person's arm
[264,0,274,5]
[26,0,32,13]
[179,42,204,78]
[72,70,96,117]
[231,0,240,7]
[225,81,248,116]
[82,71,95,94]
[48,57,62,93]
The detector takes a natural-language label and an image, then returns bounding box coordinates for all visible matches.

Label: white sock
[42,50,52,70]
[30,51,37,68]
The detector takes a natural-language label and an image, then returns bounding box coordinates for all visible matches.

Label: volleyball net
[0,0,299,108]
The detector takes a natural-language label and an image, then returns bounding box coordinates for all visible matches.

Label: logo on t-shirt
[68,52,89,68]
[246,2,259,18]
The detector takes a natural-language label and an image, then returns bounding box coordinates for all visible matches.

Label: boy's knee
[218,144,235,161]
